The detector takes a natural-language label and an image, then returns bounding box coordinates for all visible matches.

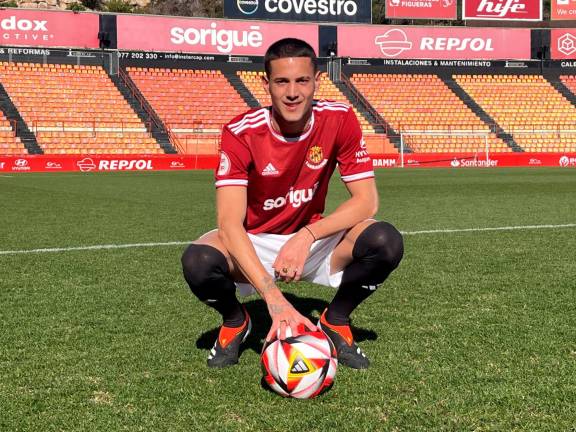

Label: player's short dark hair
[264,38,318,77]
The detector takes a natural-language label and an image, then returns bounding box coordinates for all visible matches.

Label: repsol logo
[421,37,494,52]
[0,16,48,31]
[98,160,153,171]
[264,0,358,16]
[263,183,319,211]
[170,23,263,54]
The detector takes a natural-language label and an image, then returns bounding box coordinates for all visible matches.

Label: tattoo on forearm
[269,304,287,314]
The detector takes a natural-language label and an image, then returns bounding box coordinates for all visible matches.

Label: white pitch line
[0,223,575,256]
[0,241,192,256]
[400,223,576,236]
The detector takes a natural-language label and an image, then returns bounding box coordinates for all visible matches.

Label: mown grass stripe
[1,223,575,256]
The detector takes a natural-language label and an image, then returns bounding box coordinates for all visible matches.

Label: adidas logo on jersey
[261,162,279,176]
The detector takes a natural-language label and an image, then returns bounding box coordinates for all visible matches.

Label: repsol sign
[224,0,371,23]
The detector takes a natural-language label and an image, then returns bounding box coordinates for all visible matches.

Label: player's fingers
[277,320,288,340]
[303,317,317,332]
[266,326,277,342]
[293,267,303,282]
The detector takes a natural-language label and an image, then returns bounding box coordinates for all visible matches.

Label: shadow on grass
[196,293,378,356]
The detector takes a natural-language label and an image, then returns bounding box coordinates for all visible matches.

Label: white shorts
[236,231,346,297]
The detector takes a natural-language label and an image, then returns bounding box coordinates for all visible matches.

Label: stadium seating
[237,70,376,134]
[350,73,508,153]
[238,70,396,153]
[127,67,249,153]
[0,62,160,154]
[455,75,576,152]
[0,110,25,155]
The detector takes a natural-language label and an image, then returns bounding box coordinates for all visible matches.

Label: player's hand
[273,228,316,283]
[266,295,317,342]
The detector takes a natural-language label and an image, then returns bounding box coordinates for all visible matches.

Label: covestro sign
[463,0,542,21]
[224,0,371,23]
[117,15,318,55]
[338,26,530,60]
[0,10,99,48]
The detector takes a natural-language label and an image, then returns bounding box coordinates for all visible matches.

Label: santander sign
[463,0,542,21]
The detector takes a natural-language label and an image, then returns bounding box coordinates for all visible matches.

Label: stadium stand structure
[0,104,26,155]
[237,70,398,154]
[0,62,161,155]
[126,67,249,154]
[454,75,576,153]
[349,73,510,154]
[0,82,37,155]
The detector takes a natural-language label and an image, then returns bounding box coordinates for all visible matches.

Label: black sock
[326,222,404,326]
[181,244,245,327]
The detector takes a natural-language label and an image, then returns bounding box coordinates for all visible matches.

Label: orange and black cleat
[207,308,252,368]
[318,309,370,370]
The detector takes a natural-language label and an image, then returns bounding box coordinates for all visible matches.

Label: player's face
[262,57,321,134]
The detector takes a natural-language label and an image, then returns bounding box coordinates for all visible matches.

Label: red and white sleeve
[336,109,375,183]
[215,126,251,188]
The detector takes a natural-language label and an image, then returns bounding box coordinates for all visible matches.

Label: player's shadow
[196,293,378,355]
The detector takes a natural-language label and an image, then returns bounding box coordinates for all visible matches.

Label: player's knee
[354,221,404,271]
[181,244,229,299]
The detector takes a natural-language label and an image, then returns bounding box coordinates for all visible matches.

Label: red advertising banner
[338,26,531,60]
[117,15,318,55]
[551,29,576,59]
[0,10,99,48]
[371,153,576,168]
[551,0,576,20]
[386,0,457,20]
[463,0,542,21]
[0,155,218,173]
[2,153,575,172]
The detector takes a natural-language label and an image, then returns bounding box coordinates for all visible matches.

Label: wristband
[303,225,317,242]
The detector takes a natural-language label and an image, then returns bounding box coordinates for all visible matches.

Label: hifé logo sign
[552,0,576,20]
[0,10,99,48]
[386,0,456,20]
[117,15,318,55]
[224,0,371,23]
[463,0,542,21]
[338,26,531,60]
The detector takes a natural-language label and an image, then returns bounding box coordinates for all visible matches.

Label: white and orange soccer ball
[261,327,338,399]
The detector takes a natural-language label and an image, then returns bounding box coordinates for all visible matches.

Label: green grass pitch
[1,168,575,431]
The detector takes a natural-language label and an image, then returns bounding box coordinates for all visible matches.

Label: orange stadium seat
[455,74,576,153]
[237,70,377,135]
[0,62,160,155]
[127,67,248,154]
[350,73,507,154]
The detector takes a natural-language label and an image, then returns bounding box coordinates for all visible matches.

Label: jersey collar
[265,108,315,143]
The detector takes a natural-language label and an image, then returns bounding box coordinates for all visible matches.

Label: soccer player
[181,38,403,369]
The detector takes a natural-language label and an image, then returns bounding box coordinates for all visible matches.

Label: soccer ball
[261,327,337,399]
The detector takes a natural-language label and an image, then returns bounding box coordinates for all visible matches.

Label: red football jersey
[215,100,374,234]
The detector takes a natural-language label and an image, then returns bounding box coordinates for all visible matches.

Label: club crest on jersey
[217,151,231,176]
[306,145,328,170]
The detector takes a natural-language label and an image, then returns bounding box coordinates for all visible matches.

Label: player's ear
[261,74,270,96]
[314,70,322,92]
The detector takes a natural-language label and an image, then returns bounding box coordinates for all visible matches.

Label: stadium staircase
[545,75,576,108]
[0,81,41,154]
[441,76,523,153]
[223,71,260,109]
[111,71,177,154]
[336,75,406,153]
